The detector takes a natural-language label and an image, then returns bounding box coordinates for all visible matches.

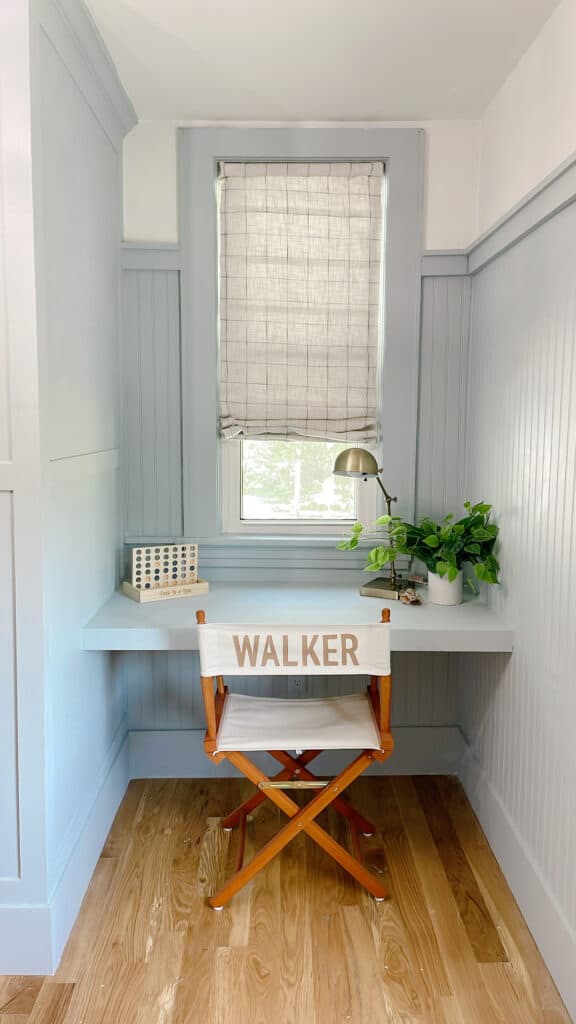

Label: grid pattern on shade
[217,161,384,442]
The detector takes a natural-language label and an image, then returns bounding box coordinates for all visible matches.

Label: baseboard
[129,725,465,779]
[49,732,129,969]
[0,731,129,976]
[460,747,576,1021]
[0,906,53,974]
[49,718,128,898]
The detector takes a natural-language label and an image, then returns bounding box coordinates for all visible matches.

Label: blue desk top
[82,582,513,654]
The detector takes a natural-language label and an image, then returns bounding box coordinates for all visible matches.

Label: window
[181,126,423,554]
[217,160,384,533]
[221,439,377,534]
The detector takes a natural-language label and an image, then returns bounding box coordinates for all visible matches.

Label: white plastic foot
[373,896,386,903]
[362,831,375,838]
[212,905,224,912]
[222,826,233,832]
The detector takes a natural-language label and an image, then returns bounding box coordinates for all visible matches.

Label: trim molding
[48,718,127,900]
[48,448,120,485]
[468,150,576,273]
[179,126,424,538]
[0,734,129,975]
[123,147,576,285]
[0,906,52,975]
[129,725,466,779]
[460,746,576,1021]
[422,149,576,276]
[421,252,468,277]
[0,464,15,490]
[50,732,129,968]
[47,0,137,138]
[123,536,369,579]
[122,151,576,286]
[121,244,182,271]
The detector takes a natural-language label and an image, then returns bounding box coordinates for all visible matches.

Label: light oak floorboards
[0,777,570,1024]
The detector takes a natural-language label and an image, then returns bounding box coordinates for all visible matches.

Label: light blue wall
[44,460,125,895]
[0,0,51,974]
[460,195,576,1017]
[0,0,135,974]
[34,21,128,895]
[121,269,471,535]
[119,263,471,743]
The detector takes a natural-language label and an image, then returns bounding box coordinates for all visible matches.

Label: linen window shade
[218,161,384,442]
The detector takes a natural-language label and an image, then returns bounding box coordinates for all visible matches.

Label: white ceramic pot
[428,569,463,606]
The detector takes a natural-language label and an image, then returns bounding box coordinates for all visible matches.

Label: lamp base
[359,577,412,600]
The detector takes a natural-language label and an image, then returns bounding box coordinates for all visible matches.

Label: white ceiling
[87,0,560,121]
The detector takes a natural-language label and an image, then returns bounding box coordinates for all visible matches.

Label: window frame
[179,126,424,555]
[220,439,379,536]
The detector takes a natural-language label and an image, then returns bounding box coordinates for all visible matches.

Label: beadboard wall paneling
[123,651,458,731]
[460,199,576,1008]
[122,269,183,538]
[417,276,471,517]
[119,270,469,730]
[121,271,471,530]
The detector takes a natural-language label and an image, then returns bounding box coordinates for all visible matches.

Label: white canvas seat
[216,692,381,752]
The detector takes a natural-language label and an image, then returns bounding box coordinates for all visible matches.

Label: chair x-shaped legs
[208,746,392,909]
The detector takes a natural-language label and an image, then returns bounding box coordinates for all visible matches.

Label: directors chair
[196,608,394,909]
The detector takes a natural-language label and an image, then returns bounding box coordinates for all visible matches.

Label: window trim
[179,126,424,548]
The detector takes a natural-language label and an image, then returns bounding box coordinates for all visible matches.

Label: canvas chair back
[197,621,391,678]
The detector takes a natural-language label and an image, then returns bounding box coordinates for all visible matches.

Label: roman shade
[218,161,384,442]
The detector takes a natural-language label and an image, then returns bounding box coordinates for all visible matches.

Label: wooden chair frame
[196,609,394,908]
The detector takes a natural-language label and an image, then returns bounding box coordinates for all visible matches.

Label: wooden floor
[0,776,570,1024]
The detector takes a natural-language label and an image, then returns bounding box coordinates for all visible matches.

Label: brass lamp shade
[332,448,379,478]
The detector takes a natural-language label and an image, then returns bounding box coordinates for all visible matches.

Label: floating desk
[82,583,513,653]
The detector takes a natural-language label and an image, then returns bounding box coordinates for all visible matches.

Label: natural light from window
[240,440,356,521]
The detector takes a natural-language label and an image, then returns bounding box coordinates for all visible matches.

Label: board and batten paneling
[0,492,19,878]
[38,29,121,461]
[44,457,125,893]
[0,298,11,461]
[460,199,576,1012]
[122,269,182,538]
[35,16,132,900]
[0,0,49,929]
[417,275,471,518]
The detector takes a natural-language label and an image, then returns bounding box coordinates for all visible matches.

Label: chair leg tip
[373,896,387,902]
[222,826,233,832]
[212,904,224,911]
[362,831,375,837]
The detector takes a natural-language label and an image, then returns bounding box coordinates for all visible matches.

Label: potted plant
[339,501,500,605]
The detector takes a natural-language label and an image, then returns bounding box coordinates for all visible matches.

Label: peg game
[122,543,209,602]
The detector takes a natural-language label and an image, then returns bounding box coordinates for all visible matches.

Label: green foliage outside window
[241,439,355,520]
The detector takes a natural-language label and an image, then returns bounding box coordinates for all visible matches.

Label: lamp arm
[374,475,397,518]
[373,475,399,586]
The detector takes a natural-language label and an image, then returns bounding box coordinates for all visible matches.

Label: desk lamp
[333,448,409,599]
